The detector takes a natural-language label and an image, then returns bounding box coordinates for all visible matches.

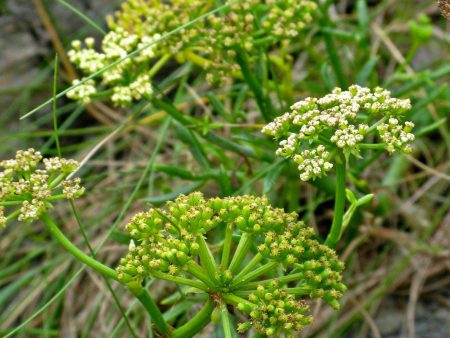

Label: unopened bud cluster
[237,281,312,336]
[262,85,414,180]
[67,0,318,105]
[0,149,84,226]
[258,221,345,308]
[117,192,345,335]
[202,0,317,84]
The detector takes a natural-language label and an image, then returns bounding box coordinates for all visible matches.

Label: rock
[0,0,115,94]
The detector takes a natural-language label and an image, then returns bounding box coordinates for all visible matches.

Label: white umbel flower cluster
[293,145,333,181]
[331,124,368,149]
[67,30,159,106]
[18,200,44,222]
[0,149,84,225]
[66,79,97,104]
[68,39,106,73]
[62,178,84,200]
[43,157,79,173]
[262,85,414,181]
[377,119,415,154]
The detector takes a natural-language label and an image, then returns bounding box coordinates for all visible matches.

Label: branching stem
[231,261,278,288]
[229,232,253,274]
[171,300,214,338]
[197,235,218,283]
[41,213,169,336]
[41,212,118,280]
[221,224,233,268]
[325,155,347,248]
[151,270,209,291]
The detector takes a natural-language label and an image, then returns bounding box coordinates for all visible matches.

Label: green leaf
[356,56,379,86]
[163,301,196,323]
[263,160,285,194]
[174,120,211,169]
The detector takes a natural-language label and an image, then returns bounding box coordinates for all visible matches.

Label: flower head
[0,149,84,225]
[67,0,318,105]
[237,281,313,336]
[117,192,345,335]
[68,30,157,107]
[262,85,415,180]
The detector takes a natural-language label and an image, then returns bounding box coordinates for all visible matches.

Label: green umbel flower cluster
[67,0,318,105]
[237,281,312,337]
[117,192,345,336]
[0,149,84,227]
[262,85,415,181]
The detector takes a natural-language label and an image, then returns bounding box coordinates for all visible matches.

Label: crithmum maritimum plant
[0,150,345,337]
[117,192,345,337]
[262,85,415,248]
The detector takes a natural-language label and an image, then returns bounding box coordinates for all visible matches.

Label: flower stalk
[129,285,171,336]
[232,261,279,288]
[197,235,218,283]
[228,232,253,274]
[41,212,118,280]
[220,223,233,268]
[171,300,215,338]
[42,212,170,336]
[325,156,346,248]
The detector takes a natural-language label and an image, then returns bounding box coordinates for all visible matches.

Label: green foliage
[1,0,448,337]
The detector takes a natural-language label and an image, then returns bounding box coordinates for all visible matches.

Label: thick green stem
[6,210,21,223]
[232,253,263,283]
[221,225,233,268]
[48,173,66,189]
[151,270,208,291]
[0,200,23,206]
[223,294,254,309]
[220,304,234,338]
[235,48,275,121]
[182,50,211,68]
[187,261,215,289]
[130,286,170,336]
[325,157,347,248]
[240,272,304,291]
[285,286,312,296]
[41,213,117,280]
[197,236,217,282]
[171,300,214,338]
[228,233,253,274]
[359,143,386,150]
[46,194,70,201]
[42,213,169,336]
[149,54,171,78]
[231,261,278,288]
